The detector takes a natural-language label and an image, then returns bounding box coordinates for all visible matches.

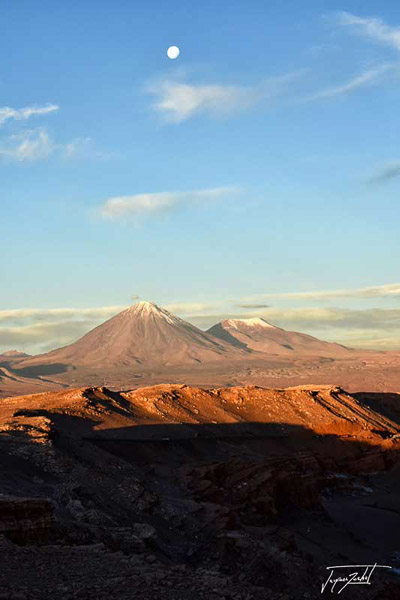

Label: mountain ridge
[207,317,351,357]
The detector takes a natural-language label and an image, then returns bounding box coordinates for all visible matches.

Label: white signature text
[321,563,391,594]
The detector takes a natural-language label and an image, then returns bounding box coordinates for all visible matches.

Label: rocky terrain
[1,383,400,598]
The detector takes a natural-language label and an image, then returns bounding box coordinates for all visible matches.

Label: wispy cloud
[0,129,54,162]
[332,330,400,350]
[0,129,96,163]
[0,306,126,354]
[0,306,125,325]
[0,321,99,354]
[165,302,218,315]
[146,72,304,122]
[0,104,59,127]
[338,12,400,52]
[241,283,400,302]
[99,186,238,219]
[253,307,400,329]
[236,303,270,309]
[0,101,102,163]
[149,80,248,123]
[306,13,400,103]
[368,161,400,183]
[305,64,394,100]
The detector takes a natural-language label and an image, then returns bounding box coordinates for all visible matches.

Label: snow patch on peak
[135,300,157,310]
[128,300,159,313]
[127,301,178,325]
[226,317,276,329]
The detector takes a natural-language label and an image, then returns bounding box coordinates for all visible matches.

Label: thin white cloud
[0,306,125,324]
[255,307,400,328]
[0,129,54,162]
[0,104,59,127]
[0,129,96,163]
[146,72,304,122]
[99,186,238,219]
[305,64,394,100]
[305,13,400,103]
[0,308,125,354]
[165,302,217,315]
[338,12,400,51]
[0,321,103,355]
[241,283,400,302]
[150,80,247,123]
[333,330,400,350]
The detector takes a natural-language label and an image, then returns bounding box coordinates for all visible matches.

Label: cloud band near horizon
[2,283,400,354]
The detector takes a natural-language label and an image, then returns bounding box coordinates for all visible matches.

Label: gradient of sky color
[1,0,400,353]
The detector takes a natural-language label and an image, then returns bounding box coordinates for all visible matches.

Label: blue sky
[1,0,400,353]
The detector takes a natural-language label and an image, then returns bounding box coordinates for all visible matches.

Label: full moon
[167,45,180,59]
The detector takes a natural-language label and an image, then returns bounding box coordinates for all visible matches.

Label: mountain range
[10,301,349,371]
[2,300,399,397]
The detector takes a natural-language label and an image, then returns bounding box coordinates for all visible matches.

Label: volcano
[207,317,351,357]
[16,301,247,370]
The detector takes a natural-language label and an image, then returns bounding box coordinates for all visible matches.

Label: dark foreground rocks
[1,384,400,598]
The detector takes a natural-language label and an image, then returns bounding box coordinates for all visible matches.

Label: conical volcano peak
[125,300,179,325]
[15,299,245,369]
[127,300,161,313]
[131,300,159,312]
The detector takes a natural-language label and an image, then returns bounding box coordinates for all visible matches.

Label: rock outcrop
[0,495,55,543]
[0,383,399,598]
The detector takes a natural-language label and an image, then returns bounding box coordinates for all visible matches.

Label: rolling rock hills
[2,300,400,397]
[1,382,400,597]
